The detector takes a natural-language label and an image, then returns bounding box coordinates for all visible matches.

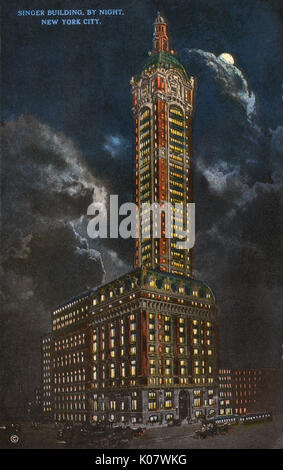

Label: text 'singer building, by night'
[42,13,219,426]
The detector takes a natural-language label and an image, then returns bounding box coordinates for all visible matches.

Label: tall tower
[132,12,195,278]
[43,13,219,428]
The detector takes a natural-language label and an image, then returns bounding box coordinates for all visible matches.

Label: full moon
[219,53,235,65]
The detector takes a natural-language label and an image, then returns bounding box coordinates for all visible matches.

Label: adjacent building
[218,369,234,416]
[41,334,53,419]
[218,368,283,416]
[234,369,262,415]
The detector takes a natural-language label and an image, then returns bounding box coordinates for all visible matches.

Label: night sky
[1,0,282,417]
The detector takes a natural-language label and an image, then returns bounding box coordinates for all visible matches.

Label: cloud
[0,116,110,415]
[103,134,131,159]
[183,48,256,120]
[181,49,283,368]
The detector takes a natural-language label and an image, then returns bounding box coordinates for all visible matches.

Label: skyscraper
[132,13,195,277]
[41,13,219,427]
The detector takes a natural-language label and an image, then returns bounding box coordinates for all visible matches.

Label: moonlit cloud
[198,160,242,194]
[103,134,131,159]
[182,48,256,120]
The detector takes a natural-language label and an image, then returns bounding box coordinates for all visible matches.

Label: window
[110,364,115,379]
[150,360,156,376]
[165,360,172,376]
[149,415,158,422]
[131,361,136,377]
[130,323,136,331]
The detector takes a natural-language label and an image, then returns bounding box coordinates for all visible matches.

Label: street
[1,413,283,449]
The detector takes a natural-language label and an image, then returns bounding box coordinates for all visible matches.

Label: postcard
[1,0,282,456]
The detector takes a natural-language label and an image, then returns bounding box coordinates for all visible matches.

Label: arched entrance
[179,391,190,420]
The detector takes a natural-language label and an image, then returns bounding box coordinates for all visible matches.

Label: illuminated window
[149,359,156,376]
[130,323,136,331]
[110,363,115,379]
[131,361,136,377]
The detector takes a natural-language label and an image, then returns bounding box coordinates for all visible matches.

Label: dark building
[234,369,262,415]
[234,368,283,415]
[254,368,283,414]
[41,13,219,426]
[218,368,283,416]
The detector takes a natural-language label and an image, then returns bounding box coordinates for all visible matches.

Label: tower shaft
[132,13,195,277]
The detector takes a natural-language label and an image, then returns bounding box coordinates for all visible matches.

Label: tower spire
[153,11,173,53]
